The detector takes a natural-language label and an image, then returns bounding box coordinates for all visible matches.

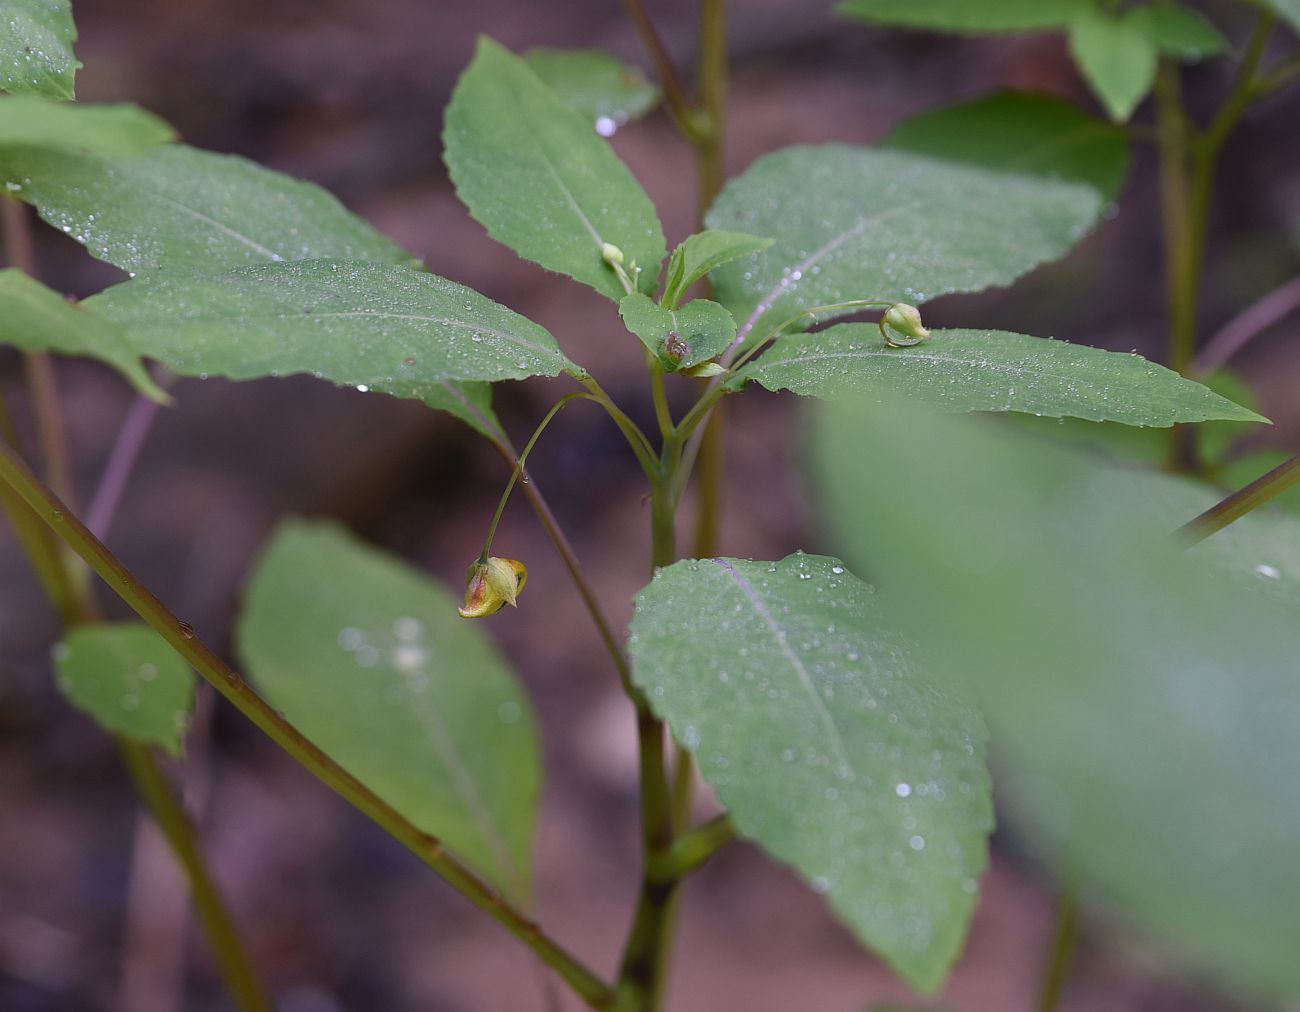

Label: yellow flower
[458,556,528,618]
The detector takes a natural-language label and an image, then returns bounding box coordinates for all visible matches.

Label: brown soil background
[2,1,1298,1010]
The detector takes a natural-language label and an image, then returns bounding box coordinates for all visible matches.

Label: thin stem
[479,392,590,560]
[440,382,638,701]
[117,738,271,1012]
[1178,452,1300,544]
[1190,273,1300,376]
[692,0,727,221]
[1154,62,1195,378]
[649,359,673,440]
[87,389,166,538]
[0,437,615,1010]
[1036,884,1079,1012]
[578,375,660,477]
[618,0,700,141]
[648,815,735,883]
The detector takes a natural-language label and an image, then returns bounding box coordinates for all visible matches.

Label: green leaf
[0,0,79,100]
[0,268,166,401]
[522,48,659,136]
[705,146,1100,346]
[815,397,1300,999]
[444,37,666,301]
[54,623,195,755]
[836,0,1085,33]
[736,326,1265,426]
[1127,3,1227,60]
[618,292,736,369]
[1011,368,1263,464]
[0,143,416,275]
[0,96,174,155]
[1069,8,1159,122]
[237,519,540,900]
[629,554,991,993]
[87,259,577,435]
[882,91,1130,203]
[662,229,773,309]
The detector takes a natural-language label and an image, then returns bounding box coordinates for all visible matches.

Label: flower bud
[683,361,725,378]
[662,331,689,366]
[458,556,528,618]
[880,303,930,348]
[600,242,625,267]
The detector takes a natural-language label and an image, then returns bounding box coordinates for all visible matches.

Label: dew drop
[895,782,912,798]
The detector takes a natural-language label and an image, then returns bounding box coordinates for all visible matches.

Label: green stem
[618,0,703,142]
[648,814,736,883]
[0,437,615,1010]
[1036,883,1079,1012]
[117,739,271,1012]
[1178,452,1300,544]
[479,393,590,560]
[614,472,680,1012]
[578,375,660,478]
[1154,17,1273,468]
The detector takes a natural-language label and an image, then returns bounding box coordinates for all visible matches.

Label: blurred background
[2,0,1298,1009]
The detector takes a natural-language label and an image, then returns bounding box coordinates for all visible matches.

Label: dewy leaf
[629,554,992,993]
[836,0,1086,33]
[618,292,736,369]
[237,519,540,900]
[0,0,79,100]
[662,229,774,309]
[86,259,579,434]
[705,146,1100,346]
[54,623,195,756]
[522,48,659,136]
[444,37,666,301]
[0,143,416,275]
[814,396,1300,1000]
[0,268,166,401]
[1068,8,1159,122]
[882,91,1130,203]
[736,326,1265,426]
[0,96,175,155]
[1127,3,1228,60]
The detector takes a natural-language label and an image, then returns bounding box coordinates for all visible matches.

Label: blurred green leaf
[1128,3,1228,60]
[55,623,194,755]
[0,96,174,155]
[736,326,1264,426]
[662,229,773,309]
[0,143,416,274]
[630,554,991,993]
[1069,8,1159,122]
[0,268,165,400]
[237,519,540,900]
[836,0,1085,33]
[0,0,79,100]
[705,145,1099,345]
[87,259,576,436]
[815,396,1300,1000]
[618,292,735,369]
[444,37,666,301]
[882,91,1130,202]
[522,48,659,135]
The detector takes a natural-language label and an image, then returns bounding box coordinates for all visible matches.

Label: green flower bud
[600,242,625,267]
[458,556,528,618]
[880,303,930,348]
